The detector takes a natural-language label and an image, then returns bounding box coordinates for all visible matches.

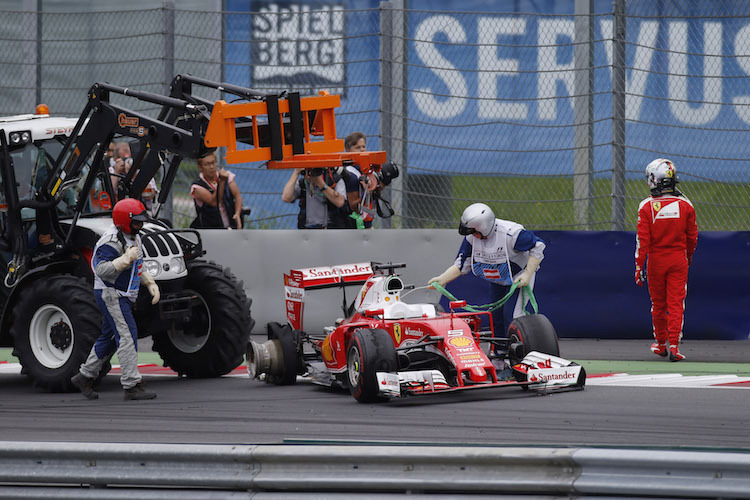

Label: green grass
[450,176,750,231]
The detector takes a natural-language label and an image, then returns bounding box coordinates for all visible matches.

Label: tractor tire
[10,275,100,392]
[346,328,398,403]
[506,313,560,366]
[151,260,253,377]
[264,322,299,386]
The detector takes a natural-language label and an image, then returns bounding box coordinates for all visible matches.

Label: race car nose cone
[468,366,489,383]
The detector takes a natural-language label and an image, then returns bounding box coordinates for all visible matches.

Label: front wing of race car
[375,351,585,398]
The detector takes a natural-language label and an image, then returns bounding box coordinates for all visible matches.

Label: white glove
[147,283,160,305]
[428,265,462,289]
[112,246,139,272]
[140,270,160,305]
[513,256,542,288]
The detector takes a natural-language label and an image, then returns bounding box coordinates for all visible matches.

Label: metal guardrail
[0,442,749,499]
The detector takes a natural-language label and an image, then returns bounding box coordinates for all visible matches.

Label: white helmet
[459,203,495,238]
[645,158,678,195]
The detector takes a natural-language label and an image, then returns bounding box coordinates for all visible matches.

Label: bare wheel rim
[167,292,211,353]
[347,345,361,387]
[29,304,74,369]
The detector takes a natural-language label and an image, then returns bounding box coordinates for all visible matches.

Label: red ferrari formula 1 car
[247,262,585,402]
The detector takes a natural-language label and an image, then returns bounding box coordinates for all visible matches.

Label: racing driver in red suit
[635,158,698,362]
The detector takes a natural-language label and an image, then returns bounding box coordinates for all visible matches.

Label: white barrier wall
[198,229,460,335]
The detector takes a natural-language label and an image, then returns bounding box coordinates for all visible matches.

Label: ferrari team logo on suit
[654,201,680,220]
[652,201,661,212]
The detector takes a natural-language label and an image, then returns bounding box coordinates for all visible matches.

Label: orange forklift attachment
[203,91,386,173]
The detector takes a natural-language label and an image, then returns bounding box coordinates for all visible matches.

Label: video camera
[301,167,326,178]
[359,161,400,187]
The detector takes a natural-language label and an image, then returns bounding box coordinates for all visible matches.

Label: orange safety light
[204,91,386,172]
[35,104,50,115]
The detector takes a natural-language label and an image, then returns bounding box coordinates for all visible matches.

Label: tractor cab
[0,107,109,224]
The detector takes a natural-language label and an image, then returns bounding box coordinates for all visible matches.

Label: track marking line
[586,372,750,388]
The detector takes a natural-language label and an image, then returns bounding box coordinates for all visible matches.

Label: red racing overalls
[635,194,698,347]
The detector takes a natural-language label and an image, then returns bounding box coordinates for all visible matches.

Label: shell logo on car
[448,337,472,347]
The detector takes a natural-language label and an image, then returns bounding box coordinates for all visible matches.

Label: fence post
[163,0,175,223]
[379,0,407,228]
[574,0,594,230]
[611,0,627,230]
[21,0,40,112]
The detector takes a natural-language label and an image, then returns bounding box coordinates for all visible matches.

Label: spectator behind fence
[281,166,352,229]
[190,151,244,229]
[342,131,399,228]
[109,141,159,211]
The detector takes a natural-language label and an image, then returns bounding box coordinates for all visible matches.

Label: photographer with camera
[109,140,159,211]
[109,141,132,198]
[342,132,399,228]
[281,166,350,229]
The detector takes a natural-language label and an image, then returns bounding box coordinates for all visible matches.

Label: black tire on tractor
[151,260,253,377]
[265,322,300,385]
[10,275,101,392]
[346,328,398,403]
[506,313,560,366]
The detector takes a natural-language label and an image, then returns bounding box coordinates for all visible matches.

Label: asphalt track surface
[1,339,749,449]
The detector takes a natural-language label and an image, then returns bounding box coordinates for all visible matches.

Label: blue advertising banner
[440,230,750,341]
[223,1,750,226]
[406,1,750,181]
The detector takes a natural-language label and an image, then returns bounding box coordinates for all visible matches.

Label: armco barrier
[196,229,750,340]
[0,442,749,498]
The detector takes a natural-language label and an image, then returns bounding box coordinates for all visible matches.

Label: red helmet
[112,198,148,235]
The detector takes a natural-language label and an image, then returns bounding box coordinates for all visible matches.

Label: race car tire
[151,260,253,377]
[265,322,299,385]
[10,275,100,392]
[506,313,560,366]
[347,328,398,403]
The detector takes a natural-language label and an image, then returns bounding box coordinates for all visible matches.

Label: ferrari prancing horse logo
[393,323,402,344]
[652,201,661,212]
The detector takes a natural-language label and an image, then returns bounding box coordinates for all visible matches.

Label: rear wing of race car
[284,262,373,330]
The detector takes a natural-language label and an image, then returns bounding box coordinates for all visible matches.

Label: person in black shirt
[190,152,243,229]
